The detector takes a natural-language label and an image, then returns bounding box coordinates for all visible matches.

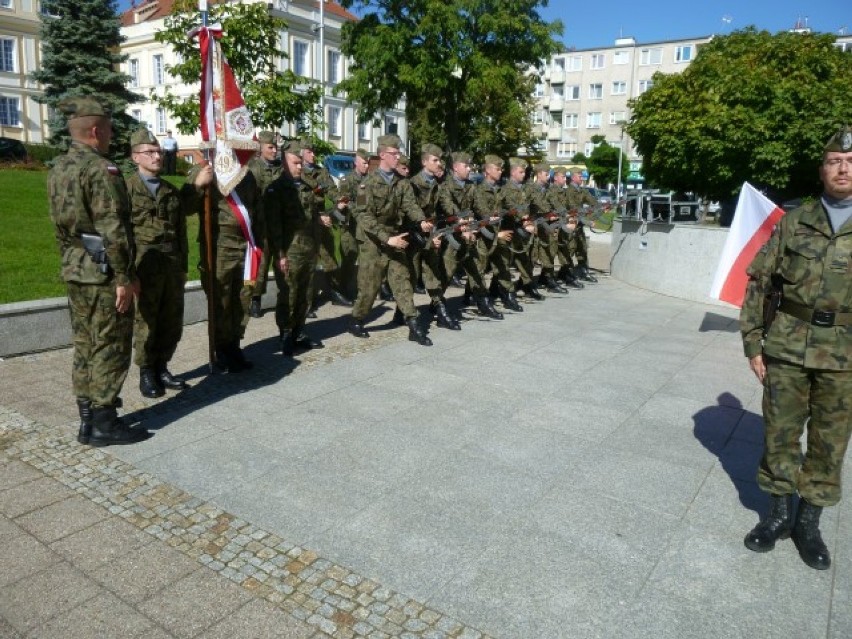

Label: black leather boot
[523,283,545,301]
[281,330,295,356]
[578,265,598,283]
[475,294,504,320]
[744,493,793,552]
[462,285,472,307]
[792,499,831,570]
[495,284,523,312]
[87,405,150,447]
[379,281,395,302]
[157,364,188,390]
[295,332,323,349]
[434,301,461,330]
[406,317,433,346]
[139,367,165,398]
[349,320,369,338]
[442,297,464,322]
[249,296,263,318]
[76,398,93,445]
[228,341,253,371]
[543,273,568,293]
[328,288,353,307]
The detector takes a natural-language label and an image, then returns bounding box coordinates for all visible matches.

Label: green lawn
[0,168,199,305]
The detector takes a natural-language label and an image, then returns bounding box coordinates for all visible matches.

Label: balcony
[550,68,565,84]
[547,124,563,140]
[547,95,564,111]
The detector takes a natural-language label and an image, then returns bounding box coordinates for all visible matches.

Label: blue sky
[540,0,851,50]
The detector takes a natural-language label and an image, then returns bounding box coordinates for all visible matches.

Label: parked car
[0,137,27,162]
[323,154,355,185]
[583,187,614,206]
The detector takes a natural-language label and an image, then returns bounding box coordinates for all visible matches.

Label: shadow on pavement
[699,311,740,333]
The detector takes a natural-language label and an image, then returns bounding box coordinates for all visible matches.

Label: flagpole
[200,0,217,372]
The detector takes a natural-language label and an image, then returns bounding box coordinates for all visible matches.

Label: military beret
[483,154,504,168]
[451,151,471,165]
[509,157,528,169]
[421,143,443,159]
[356,148,370,161]
[129,128,158,149]
[824,125,852,153]
[299,136,315,151]
[533,162,550,174]
[257,131,276,145]
[58,96,110,120]
[280,139,301,155]
[552,166,568,176]
[377,134,401,150]
[398,153,410,167]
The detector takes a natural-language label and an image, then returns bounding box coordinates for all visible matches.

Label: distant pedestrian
[162,130,178,175]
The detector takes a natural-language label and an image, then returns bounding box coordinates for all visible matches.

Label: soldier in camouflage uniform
[48,97,149,446]
[471,155,523,312]
[126,129,212,398]
[567,170,599,283]
[739,125,852,571]
[439,151,503,320]
[248,131,282,318]
[547,167,584,289]
[497,158,543,301]
[262,141,325,356]
[300,139,353,308]
[526,162,568,294]
[335,148,370,299]
[409,143,460,330]
[187,160,260,373]
[349,134,433,346]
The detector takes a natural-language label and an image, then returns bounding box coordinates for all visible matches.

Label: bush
[24,143,63,165]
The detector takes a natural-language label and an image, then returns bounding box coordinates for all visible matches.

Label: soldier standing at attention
[126,129,212,398]
[740,125,852,570]
[48,97,149,446]
[248,131,282,318]
[336,148,370,299]
[526,162,567,294]
[567,169,599,283]
[348,134,433,346]
[547,167,584,289]
[263,141,325,357]
[497,157,542,301]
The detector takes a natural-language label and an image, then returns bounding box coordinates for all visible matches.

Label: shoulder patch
[106,164,121,176]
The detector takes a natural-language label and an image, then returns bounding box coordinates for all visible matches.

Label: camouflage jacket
[525,180,551,219]
[497,179,529,212]
[247,157,282,195]
[471,179,501,221]
[302,164,338,213]
[409,171,442,219]
[439,177,475,218]
[357,170,424,245]
[566,184,597,209]
[337,170,368,229]
[185,167,261,253]
[125,172,190,273]
[262,175,320,261]
[48,141,135,287]
[740,199,852,369]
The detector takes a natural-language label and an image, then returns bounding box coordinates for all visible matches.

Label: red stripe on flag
[717,206,784,306]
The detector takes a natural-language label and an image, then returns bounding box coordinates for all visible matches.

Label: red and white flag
[709,182,784,307]
[191,23,262,283]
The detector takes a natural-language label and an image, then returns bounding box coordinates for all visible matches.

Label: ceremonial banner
[709,182,785,307]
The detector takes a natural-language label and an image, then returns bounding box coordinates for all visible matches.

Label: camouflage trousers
[574,225,589,267]
[458,239,487,296]
[251,240,273,297]
[759,357,852,506]
[536,229,557,274]
[554,229,576,271]
[353,240,417,321]
[133,251,184,368]
[273,247,317,334]
[421,244,446,303]
[478,238,513,292]
[510,236,535,286]
[199,243,252,350]
[337,225,359,298]
[66,281,133,408]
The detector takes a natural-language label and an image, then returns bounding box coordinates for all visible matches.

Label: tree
[33,0,144,157]
[337,0,562,157]
[154,0,323,136]
[586,136,628,188]
[626,28,852,202]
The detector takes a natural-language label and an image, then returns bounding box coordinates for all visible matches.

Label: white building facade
[120,0,407,160]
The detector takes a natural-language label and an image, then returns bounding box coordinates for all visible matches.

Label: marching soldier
[248,131,282,318]
[547,167,584,289]
[526,162,568,293]
[48,96,149,446]
[497,157,542,300]
[335,148,370,300]
[567,169,599,283]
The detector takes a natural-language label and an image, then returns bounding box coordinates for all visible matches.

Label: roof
[121,0,357,27]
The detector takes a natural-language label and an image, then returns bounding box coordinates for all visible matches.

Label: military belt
[143,241,176,253]
[778,299,852,328]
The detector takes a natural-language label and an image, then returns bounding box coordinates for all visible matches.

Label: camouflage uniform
[496,178,536,287]
[409,168,446,305]
[440,171,486,297]
[125,170,190,370]
[471,173,513,294]
[49,140,135,409]
[566,183,597,270]
[248,151,282,301]
[263,170,320,340]
[741,199,852,507]
[336,162,368,298]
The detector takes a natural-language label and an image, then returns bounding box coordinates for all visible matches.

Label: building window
[556,142,577,158]
[531,110,544,125]
[675,45,693,62]
[128,59,139,88]
[0,0,12,8]
[533,82,545,98]
[155,107,166,134]
[358,121,369,140]
[613,50,629,65]
[640,48,663,65]
[0,97,20,126]
[610,111,627,124]
[293,40,309,77]
[327,50,340,85]
[638,79,654,94]
[563,113,578,129]
[588,83,602,99]
[590,53,605,69]
[384,114,398,134]
[551,84,563,97]
[152,54,164,85]
[328,105,342,137]
[584,140,600,156]
[0,38,15,73]
[567,55,582,71]
[586,112,601,129]
[611,80,626,95]
[565,85,580,100]
[131,108,142,124]
[552,57,565,73]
